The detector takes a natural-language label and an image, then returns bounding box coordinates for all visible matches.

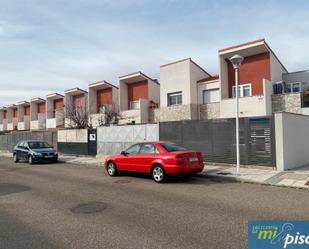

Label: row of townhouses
[1,38,309,132]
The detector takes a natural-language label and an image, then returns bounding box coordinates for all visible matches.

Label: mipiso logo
[248,221,309,249]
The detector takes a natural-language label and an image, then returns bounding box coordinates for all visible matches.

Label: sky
[1,0,309,106]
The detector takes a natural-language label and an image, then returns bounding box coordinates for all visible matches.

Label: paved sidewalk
[202,165,309,190]
[1,150,308,189]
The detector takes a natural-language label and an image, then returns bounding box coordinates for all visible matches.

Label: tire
[28,155,34,165]
[152,165,166,183]
[107,161,118,176]
[13,154,19,163]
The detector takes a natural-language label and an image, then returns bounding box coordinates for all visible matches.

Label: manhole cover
[0,183,31,196]
[217,172,232,176]
[71,202,107,214]
[114,180,131,184]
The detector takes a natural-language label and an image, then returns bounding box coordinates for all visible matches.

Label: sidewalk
[202,165,309,190]
[1,150,308,189]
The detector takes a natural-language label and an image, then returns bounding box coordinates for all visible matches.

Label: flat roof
[30,97,45,103]
[64,87,88,94]
[119,71,159,85]
[89,80,119,89]
[17,101,30,106]
[46,92,64,99]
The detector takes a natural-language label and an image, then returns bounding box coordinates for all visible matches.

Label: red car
[104,141,204,183]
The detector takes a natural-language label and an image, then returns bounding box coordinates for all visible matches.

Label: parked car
[13,140,58,164]
[104,141,204,183]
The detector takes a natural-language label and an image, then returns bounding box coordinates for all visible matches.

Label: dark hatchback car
[13,140,58,164]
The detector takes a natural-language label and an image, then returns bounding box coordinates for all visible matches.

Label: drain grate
[114,180,131,184]
[70,202,107,214]
[0,183,31,196]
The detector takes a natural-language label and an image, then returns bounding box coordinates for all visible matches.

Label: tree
[65,102,90,129]
[97,104,121,126]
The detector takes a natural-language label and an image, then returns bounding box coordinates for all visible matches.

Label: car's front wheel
[28,155,34,165]
[152,165,166,183]
[13,154,19,163]
[107,161,118,176]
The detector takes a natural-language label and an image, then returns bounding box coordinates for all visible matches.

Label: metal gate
[88,129,97,156]
[247,117,274,166]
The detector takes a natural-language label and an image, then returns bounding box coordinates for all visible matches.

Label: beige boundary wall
[275,112,309,170]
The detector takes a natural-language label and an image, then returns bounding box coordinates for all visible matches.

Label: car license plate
[189,156,198,162]
[45,155,53,158]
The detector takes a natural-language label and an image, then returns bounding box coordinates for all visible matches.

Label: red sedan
[104,141,204,183]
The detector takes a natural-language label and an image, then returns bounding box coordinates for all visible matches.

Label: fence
[0,131,57,152]
[159,117,275,167]
[97,124,159,155]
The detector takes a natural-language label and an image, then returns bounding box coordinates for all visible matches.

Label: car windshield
[28,141,51,149]
[160,143,187,152]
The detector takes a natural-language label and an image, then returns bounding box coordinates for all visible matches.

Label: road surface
[0,157,308,249]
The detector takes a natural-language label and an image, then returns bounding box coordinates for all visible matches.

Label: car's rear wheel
[28,155,34,165]
[107,161,117,176]
[152,165,166,183]
[13,154,19,163]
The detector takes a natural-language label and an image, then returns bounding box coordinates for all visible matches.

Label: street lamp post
[229,54,244,175]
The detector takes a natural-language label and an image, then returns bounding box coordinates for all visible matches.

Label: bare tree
[65,102,91,129]
[97,104,121,126]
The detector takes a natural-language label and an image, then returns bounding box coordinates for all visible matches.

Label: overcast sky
[1,0,309,106]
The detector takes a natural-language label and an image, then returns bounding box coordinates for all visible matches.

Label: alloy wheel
[107,162,116,176]
[152,166,165,183]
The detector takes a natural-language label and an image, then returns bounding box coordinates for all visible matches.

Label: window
[28,141,52,149]
[139,144,159,154]
[125,144,142,154]
[168,92,182,106]
[130,100,140,110]
[203,89,219,104]
[286,82,301,93]
[232,84,252,98]
[160,143,187,152]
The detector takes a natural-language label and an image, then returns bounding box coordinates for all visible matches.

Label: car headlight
[54,152,58,156]
[33,152,42,156]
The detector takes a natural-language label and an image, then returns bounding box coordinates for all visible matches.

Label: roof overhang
[219,39,267,58]
[17,101,30,106]
[64,87,88,96]
[88,80,118,90]
[7,104,17,109]
[219,38,288,73]
[119,71,158,84]
[0,106,6,111]
[46,93,64,100]
[30,97,45,104]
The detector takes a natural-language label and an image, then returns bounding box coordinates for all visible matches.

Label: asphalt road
[0,157,308,249]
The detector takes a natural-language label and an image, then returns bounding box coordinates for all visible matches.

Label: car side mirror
[121,151,128,156]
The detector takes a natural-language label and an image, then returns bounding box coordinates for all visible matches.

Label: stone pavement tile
[291,180,307,188]
[279,173,309,181]
[276,179,297,186]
